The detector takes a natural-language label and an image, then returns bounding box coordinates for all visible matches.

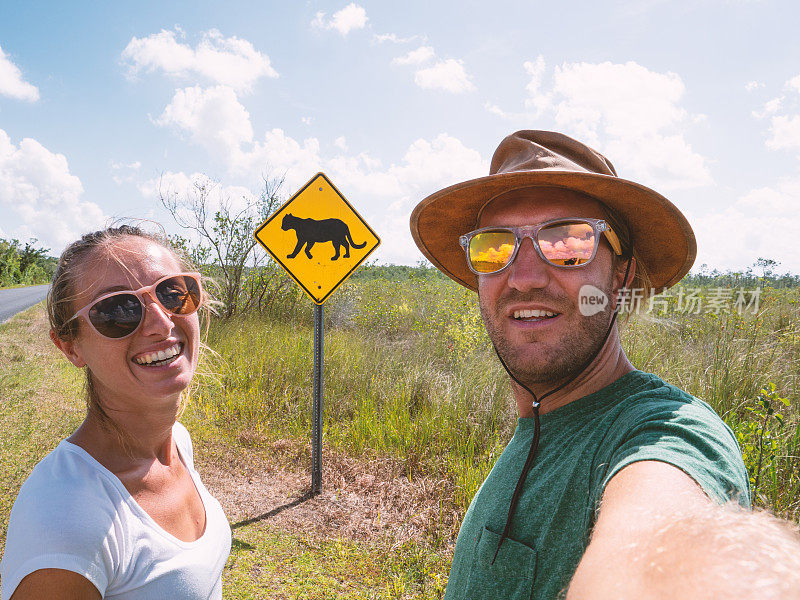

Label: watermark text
[579,286,762,316]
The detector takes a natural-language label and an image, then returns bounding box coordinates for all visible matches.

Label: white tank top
[1,422,231,599]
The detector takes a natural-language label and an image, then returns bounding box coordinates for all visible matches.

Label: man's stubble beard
[478,282,616,388]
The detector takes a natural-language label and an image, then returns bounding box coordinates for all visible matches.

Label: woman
[1,226,231,599]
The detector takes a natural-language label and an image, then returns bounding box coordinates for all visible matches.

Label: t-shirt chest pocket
[464,526,538,600]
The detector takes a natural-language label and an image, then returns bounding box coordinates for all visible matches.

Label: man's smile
[513,308,558,321]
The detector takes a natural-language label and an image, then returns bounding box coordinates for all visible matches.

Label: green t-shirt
[444,370,750,600]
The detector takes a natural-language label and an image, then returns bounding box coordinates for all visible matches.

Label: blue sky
[1,0,799,272]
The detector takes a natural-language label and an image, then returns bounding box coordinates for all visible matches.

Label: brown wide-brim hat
[410,130,696,293]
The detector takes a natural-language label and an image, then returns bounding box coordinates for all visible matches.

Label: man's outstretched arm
[567,460,800,600]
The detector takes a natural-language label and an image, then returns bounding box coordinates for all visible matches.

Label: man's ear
[609,256,637,314]
[614,256,636,292]
[50,328,87,368]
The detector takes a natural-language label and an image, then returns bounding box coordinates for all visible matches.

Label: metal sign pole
[253,172,380,497]
[311,303,324,494]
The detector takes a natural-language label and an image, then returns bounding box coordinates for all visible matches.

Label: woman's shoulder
[2,442,126,593]
[10,441,126,527]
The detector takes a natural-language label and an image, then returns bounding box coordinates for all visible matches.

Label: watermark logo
[579,284,608,316]
[576,286,762,317]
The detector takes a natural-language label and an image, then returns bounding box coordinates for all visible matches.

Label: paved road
[0,285,50,323]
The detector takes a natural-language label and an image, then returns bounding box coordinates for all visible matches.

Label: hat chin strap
[490,255,633,564]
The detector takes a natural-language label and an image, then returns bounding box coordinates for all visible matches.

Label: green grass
[2,275,799,597]
[224,526,448,599]
[0,282,49,290]
[193,303,514,513]
[0,305,85,542]
[195,277,800,522]
[621,286,800,516]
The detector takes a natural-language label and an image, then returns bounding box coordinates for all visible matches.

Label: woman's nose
[139,294,174,335]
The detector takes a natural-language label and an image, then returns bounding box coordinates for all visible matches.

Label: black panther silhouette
[282,213,367,260]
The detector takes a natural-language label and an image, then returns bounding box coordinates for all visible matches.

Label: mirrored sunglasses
[66,273,203,339]
[459,218,622,275]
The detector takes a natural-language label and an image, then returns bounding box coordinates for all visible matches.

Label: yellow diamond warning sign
[254,173,380,304]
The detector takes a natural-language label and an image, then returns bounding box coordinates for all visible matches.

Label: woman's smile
[132,341,185,367]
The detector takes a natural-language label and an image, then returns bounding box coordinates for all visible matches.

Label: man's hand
[567,460,800,600]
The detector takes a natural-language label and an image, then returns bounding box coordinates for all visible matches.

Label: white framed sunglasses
[65,272,203,339]
[459,218,623,275]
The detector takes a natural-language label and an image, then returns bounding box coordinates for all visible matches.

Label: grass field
[0,304,451,599]
[1,270,798,598]
[198,271,800,522]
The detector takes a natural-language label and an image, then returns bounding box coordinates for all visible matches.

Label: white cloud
[523,56,546,98]
[325,133,488,263]
[155,91,487,201]
[551,61,687,140]
[121,28,277,93]
[752,96,782,120]
[110,160,142,185]
[745,80,765,92]
[484,102,515,119]
[311,4,368,36]
[692,177,800,273]
[373,33,421,44]
[758,74,800,150]
[522,55,550,115]
[414,59,475,94]
[391,134,486,191]
[392,46,435,66]
[152,84,321,185]
[766,115,800,150]
[324,133,486,205]
[141,170,256,219]
[497,58,712,190]
[138,169,194,201]
[111,160,141,170]
[0,129,106,251]
[484,56,546,120]
[379,134,488,263]
[392,45,475,95]
[236,129,323,189]
[707,73,800,272]
[146,74,486,264]
[155,85,254,158]
[0,45,39,101]
[150,109,486,263]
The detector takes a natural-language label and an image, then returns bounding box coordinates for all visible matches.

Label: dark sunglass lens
[155,276,201,315]
[88,294,142,338]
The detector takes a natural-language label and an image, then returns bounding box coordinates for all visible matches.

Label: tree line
[682,258,800,288]
[0,239,56,288]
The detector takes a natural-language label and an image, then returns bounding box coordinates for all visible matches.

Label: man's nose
[506,237,550,291]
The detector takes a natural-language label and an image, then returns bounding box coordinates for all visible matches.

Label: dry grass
[193,435,460,546]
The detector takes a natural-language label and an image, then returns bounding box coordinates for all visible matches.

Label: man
[409,131,796,599]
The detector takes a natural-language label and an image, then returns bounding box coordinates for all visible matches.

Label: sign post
[254,172,380,494]
[312,303,323,493]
